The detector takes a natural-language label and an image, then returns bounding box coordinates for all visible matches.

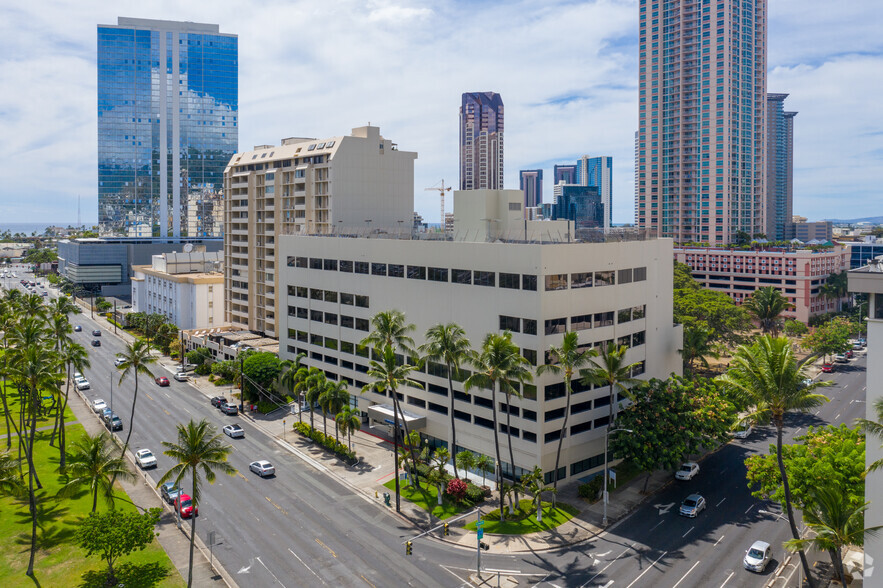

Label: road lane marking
[360,574,376,588]
[672,561,700,588]
[720,571,735,587]
[144,393,154,401]
[256,556,287,587]
[745,504,756,514]
[648,520,664,533]
[835,413,841,420]
[714,535,726,547]
[315,538,337,558]
[795,428,802,434]
[581,542,637,587]
[288,548,326,585]
[682,526,694,538]
[163,409,171,416]
[624,551,667,588]
[716,498,727,507]
[265,495,288,515]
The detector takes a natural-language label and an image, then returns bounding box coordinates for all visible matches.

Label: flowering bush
[445,478,468,502]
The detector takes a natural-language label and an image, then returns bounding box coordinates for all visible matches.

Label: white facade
[278,234,682,483]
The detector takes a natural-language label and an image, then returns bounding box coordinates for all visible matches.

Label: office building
[674,245,847,323]
[519,169,543,208]
[552,156,613,230]
[553,164,577,186]
[552,186,604,230]
[97,18,238,238]
[766,94,796,240]
[789,220,833,243]
[279,190,682,484]
[459,92,504,191]
[223,125,417,338]
[635,0,768,244]
[847,239,883,269]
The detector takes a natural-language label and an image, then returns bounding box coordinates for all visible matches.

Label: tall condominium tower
[635,0,767,244]
[765,94,796,241]
[459,92,504,191]
[97,18,238,238]
[519,169,543,208]
[577,155,613,230]
[553,164,577,186]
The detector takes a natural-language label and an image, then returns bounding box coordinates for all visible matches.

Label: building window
[388,264,404,278]
[453,269,471,284]
[522,384,537,401]
[341,293,354,305]
[354,261,369,274]
[474,271,495,287]
[310,288,323,300]
[371,262,387,276]
[428,267,449,282]
[339,260,353,272]
[522,274,538,291]
[499,273,520,289]
[545,318,566,335]
[545,407,566,422]
[341,315,354,328]
[571,272,593,289]
[355,295,369,308]
[522,349,537,365]
[295,256,308,268]
[407,265,426,280]
[309,258,323,270]
[594,312,614,327]
[499,315,520,332]
[324,312,338,325]
[324,290,338,303]
[310,309,323,322]
[595,271,615,286]
[545,382,566,401]
[355,318,369,331]
[545,274,568,291]
[324,259,338,271]
[618,268,633,284]
[634,267,647,282]
[296,307,307,319]
[572,314,592,331]
[618,308,632,324]
[632,331,645,347]
[523,319,537,335]
[632,305,646,320]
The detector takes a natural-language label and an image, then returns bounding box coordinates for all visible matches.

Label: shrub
[465,483,485,504]
[578,476,604,500]
[446,478,468,502]
[194,363,211,376]
[415,463,431,479]
[292,421,356,462]
[255,400,277,414]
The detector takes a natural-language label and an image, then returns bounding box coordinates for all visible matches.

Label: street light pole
[602,428,633,527]
[110,370,113,414]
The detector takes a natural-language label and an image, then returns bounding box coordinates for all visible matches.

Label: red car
[175,493,198,518]
[155,376,170,386]
[821,364,834,373]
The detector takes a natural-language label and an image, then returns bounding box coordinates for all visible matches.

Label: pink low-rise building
[673,246,848,323]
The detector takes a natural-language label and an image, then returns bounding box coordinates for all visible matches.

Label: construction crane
[425,180,452,227]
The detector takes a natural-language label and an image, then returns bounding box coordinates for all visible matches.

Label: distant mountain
[824,216,883,224]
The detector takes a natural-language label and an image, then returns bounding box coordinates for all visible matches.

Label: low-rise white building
[132,250,224,329]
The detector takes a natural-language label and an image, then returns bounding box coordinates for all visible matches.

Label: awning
[366,404,426,429]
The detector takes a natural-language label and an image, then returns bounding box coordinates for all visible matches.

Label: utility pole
[113,301,117,334]
[239,355,245,412]
[90,293,94,319]
[110,370,113,414]
[180,331,185,372]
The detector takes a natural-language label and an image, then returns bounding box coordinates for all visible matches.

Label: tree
[476,454,493,487]
[185,347,212,367]
[76,508,161,586]
[320,380,350,442]
[158,419,236,587]
[802,316,853,362]
[0,450,24,497]
[716,335,830,588]
[335,406,361,451]
[536,331,596,490]
[298,367,326,431]
[673,261,699,290]
[419,323,473,479]
[524,466,555,522]
[56,339,90,468]
[742,286,793,336]
[242,352,283,401]
[674,280,752,345]
[455,450,476,480]
[612,376,736,492]
[858,397,883,473]
[113,339,156,488]
[783,319,808,338]
[58,432,134,512]
[680,325,719,375]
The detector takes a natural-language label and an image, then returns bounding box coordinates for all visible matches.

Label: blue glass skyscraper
[97,18,238,237]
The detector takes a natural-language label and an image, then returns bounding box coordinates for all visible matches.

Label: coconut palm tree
[419,323,473,478]
[742,286,793,336]
[112,339,156,487]
[476,454,493,487]
[0,450,24,497]
[361,345,424,512]
[536,331,596,490]
[785,484,882,587]
[55,340,90,468]
[158,419,236,588]
[464,332,530,521]
[321,381,350,442]
[301,368,326,432]
[524,465,555,522]
[455,450,476,481]
[57,432,133,512]
[716,335,830,588]
[335,406,361,452]
[277,353,306,412]
[680,325,719,375]
[857,397,883,473]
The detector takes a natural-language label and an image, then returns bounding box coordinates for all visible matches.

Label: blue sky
[0,0,880,225]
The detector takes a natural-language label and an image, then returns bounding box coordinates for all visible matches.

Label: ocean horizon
[0,222,85,235]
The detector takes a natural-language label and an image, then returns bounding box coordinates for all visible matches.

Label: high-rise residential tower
[459,92,504,191]
[519,169,543,208]
[553,164,577,186]
[577,155,613,230]
[635,0,767,244]
[765,93,796,241]
[97,18,238,238]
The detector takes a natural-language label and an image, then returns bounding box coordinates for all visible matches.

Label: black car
[92,330,101,337]
[220,403,238,415]
[91,339,101,347]
[211,396,228,408]
[104,414,123,432]
[74,325,82,332]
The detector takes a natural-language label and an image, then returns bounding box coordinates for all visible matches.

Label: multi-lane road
[2,267,867,587]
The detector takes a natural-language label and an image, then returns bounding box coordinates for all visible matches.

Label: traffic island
[382,478,478,520]
[463,500,579,535]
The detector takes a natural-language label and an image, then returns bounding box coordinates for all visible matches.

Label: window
[571,272,593,289]
[523,319,537,335]
[545,430,561,443]
[340,341,354,354]
[632,305,645,320]
[355,318,369,331]
[355,295,369,308]
[522,274,537,291]
[522,349,537,365]
[595,271,615,286]
[388,264,404,278]
[453,269,471,284]
[324,290,338,303]
[499,315,520,332]
[428,267,449,282]
[428,402,447,415]
[499,273,520,289]
[354,261,369,274]
[632,331,645,346]
[545,274,568,291]
[341,315,354,328]
[310,309,323,322]
[545,407,566,422]
[310,333,323,346]
[618,308,632,324]
[634,267,647,282]
[522,431,537,443]
[341,293,354,305]
[296,307,307,319]
[454,410,471,422]
[324,259,338,271]
[407,266,426,280]
[545,317,566,335]
[545,382,566,401]
[310,288,323,300]
[474,271,495,287]
[474,395,493,409]
[522,385,537,401]
[594,311,614,327]
[339,260,353,272]
[571,400,592,414]
[571,314,592,331]
[309,258,323,270]
[294,256,308,268]
[474,416,494,430]
[371,262,387,276]
[324,312,338,325]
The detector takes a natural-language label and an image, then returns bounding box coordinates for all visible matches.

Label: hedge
[293,422,356,463]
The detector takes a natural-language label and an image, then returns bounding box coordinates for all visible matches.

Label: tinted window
[523,319,537,335]
[388,264,404,278]
[339,260,353,272]
[372,263,387,276]
[474,271,495,287]
[545,274,568,291]
[499,315,520,332]
[428,267,449,282]
[309,258,323,270]
[453,269,472,284]
[522,274,537,291]
[324,259,338,271]
[354,261,369,274]
[499,273,520,289]
[407,266,426,280]
[595,271,615,286]
[571,272,592,289]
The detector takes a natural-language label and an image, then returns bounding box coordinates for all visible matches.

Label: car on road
[679,493,706,517]
[114,356,126,367]
[74,325,82,332]
[135,449,157,469]
[223,424,245,438]
[91,398,107,413]
[835,353,848,363]
[75,377,91,391]
[845,349,854,359]
[104,413,123,432]
[733,425,754,439]
[821,363,834,373]
[859,338,867,347]
[91,330,101,337]
[211,396,228,408]
[675,461,700,481]
[155,376,170,387]
[802,377,813,387]
[743,540,773,572]
[160,482,181,504]
[173,372,189,382]
[220,403,238,415]
[91,339,101,347]
[175,493,198,518]
[853,341,863,351]
[249,460,275,477]
[101,408,113,422]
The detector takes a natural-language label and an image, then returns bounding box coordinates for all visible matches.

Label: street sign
[477,529,484,539]
[476,520,484,526]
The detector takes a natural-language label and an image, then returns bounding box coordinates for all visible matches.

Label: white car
[174,372,189,382]
[743,540,772,572]
[733,425,754,439]
[91,398,107,413]
[114,357,126,367]
[74,372,83,380]
[223,424,245,439]
[75,378,91,391]
[249,460,275,477]
[135,449,157,469]
[675,461,700,480]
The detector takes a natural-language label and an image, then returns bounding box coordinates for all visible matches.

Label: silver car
[744,540,772,572]
[679,494,706,517]
[249,460,275,478]
[223,424,245,439]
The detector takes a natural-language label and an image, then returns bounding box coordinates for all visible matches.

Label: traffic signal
[480,541,490,551]
[405,541,412,555]
[443,523,449,536]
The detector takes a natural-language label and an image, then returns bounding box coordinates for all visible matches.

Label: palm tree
[476,454,492,487]
[785,484,882,587]
[716,335,830,588]
[361,345,424,512]
[57,432,133,512]
[455,450,476,481]
[419,323,473,478]
[335,406,361,452]
[56,340,90,468]
[464,332,529,521]
[742,286,793,336]
[0,450,24,497]
[113,339,156,487]
[537,331,596,490]
[277,353,306,416]
[321,381,350,442]
[857,397,883,472]
[524,465,555,522]
[301,368,326,432]
[158,419,236,588]
[680,325,719,375]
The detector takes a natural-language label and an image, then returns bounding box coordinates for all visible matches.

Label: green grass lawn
[0,425,184,587]
[383,478,474,520]
[464,499,579,535]
[0,382,77,438]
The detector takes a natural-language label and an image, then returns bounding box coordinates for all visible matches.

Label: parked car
[105,414,123,432]
[91,398,107,413]
[135,449,157,469]
[733,425,754,439]
[223,424,245,439]
[743,540,773,572]
[675,461,700,481]
[175,493,197,518]
[75,378,91,391]
[821,364,834,373]
[249,460,275,477]
[845,350,854,359]
[174,372,189,382]
[160,482,181,504]
[91,330,101,337]
[220,403,238,415]
[114,357,126,367]
[853,341,864,351]
[74,372,83,380]
[211,396,228,408]
[91,339,101,347]
[74,325,82,332]
[155,376,170,387]
[679,493,706,517]
[835,354,848,363]
[101,408,113,422]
